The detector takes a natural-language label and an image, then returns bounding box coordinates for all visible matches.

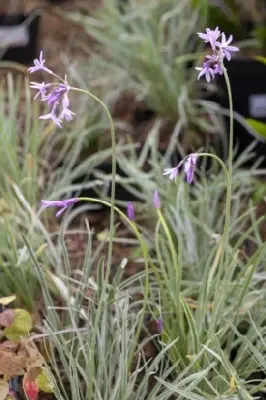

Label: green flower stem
[71,87,116,282]
[195,152,229,182]
[77,197,150,373]
[222,66,234,251]
[198,68,234,274]
[195,146,234,265]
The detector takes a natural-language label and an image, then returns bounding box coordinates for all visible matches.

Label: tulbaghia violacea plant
[196,27,239,82]
[29,51,74,127]
[163,28,238,282]
[28,51,152,380]
[163,28,238,184]
[29,51,118,291]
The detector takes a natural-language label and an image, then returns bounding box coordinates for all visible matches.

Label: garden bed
[1,1,266,399]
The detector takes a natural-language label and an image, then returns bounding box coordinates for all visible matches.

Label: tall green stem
[71,87,116,280]
[197,68,234,277]
[222,66,234,250]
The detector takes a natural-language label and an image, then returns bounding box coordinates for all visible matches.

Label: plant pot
[215,58,266,164]
[0,12,40,64]
[47,0,70,3]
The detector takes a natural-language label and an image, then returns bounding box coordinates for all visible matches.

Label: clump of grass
[59,0,207,123]
[4,15,266,400]
[112,121,266,398]
[25,149,266,399]
[0,71,129,309]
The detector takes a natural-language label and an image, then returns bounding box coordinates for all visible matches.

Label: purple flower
[213,63,223,75]
[156,318,163,333]
[127,202,135,221]
[29,51,75,127]
[41,198,78,217]
[163,166,179,181]
[216,33,239,61]
[30,82,52,100]
[60,93,75,121]
[39,102,62,128]
[197,27,221,50]
[195,62,216,83]
[196,27,239,82]
[184,154,198,184]
[46,84,68,107]
[28,51,53,75]
[153,190,161,209]
[34,83,73,127]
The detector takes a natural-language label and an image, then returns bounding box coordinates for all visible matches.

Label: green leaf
[3,309,32,342]
[36,369,54,393]
[245,118,266,139]
[254,56,266,65]
[0,380,9,400]
[3,326,26,342]
[0,295,16,306]
[13,309,32,332]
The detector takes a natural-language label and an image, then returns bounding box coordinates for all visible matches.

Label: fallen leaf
[0,296,16,306]
[20,340,43,369]
[27,367,42,382]
[3,309,32,342]
[3,326,26,343]
[23,374,39,400]
[0,341,18,351]
[0,310,15,327]
[13,309,32,333]
[0,350,25,376]
[36,368,54,393]
[0,380,9,400]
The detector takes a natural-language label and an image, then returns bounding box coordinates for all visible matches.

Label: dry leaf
[27,366,42,382]
[0,310,15,327]
[0,380,9,400]
[0,296,16,306]
[13,309,32,332]
[0,350,25,376]
[36,368,54,393]
[20,340,43,369]
[0,341,18,351]
[23,374,39,400]
[3,309,33,342]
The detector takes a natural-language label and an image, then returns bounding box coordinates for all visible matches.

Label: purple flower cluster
[41,198,78,217]
[196,27,239,82]
[163,154,198,184]
[28,51,75,127]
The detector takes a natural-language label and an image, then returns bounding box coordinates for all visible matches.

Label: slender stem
[196,152,229,182]
[68,89,116,399]
[193,151,230,281]
[71,87,116,281]
[221,65,234,250]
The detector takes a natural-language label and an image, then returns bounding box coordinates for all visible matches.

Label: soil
[24,0,100,71]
